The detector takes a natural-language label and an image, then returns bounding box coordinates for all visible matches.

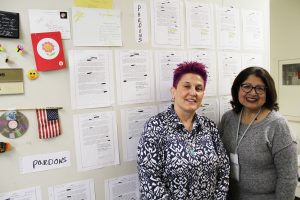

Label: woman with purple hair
[137,61,230,199]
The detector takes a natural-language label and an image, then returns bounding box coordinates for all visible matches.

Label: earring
[171,97,175,102]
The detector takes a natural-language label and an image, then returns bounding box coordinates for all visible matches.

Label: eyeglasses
[240,83,267,94]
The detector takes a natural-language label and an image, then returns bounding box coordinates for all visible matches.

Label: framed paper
[278,59,300,121]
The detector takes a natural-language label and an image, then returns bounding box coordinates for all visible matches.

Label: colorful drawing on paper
[37,38,60,60]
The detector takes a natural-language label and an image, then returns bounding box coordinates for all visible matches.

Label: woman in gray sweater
[219,66,298,200]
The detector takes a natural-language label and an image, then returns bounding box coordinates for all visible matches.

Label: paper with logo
[0,68,24,95]
[31,31,66,71]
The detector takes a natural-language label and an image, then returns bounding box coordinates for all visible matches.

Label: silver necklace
[187,140,196,156]
[183,130,196,156]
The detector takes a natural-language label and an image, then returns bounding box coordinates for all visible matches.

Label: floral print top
[137,105,230,200]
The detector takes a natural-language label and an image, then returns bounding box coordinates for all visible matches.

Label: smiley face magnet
[27,69,39,80]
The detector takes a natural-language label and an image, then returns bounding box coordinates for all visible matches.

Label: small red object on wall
[31,31,66,71]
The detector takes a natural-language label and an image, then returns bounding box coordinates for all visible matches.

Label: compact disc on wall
[0,111,29,139]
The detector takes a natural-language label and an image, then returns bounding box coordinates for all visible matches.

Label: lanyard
[235,107,261,153]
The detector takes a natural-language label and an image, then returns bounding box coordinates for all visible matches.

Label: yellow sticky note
[74,0,113,9]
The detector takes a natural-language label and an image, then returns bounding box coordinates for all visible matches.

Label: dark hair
[230,66,279,113]
[173,61,207,88]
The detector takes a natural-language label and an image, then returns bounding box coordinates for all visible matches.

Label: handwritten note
[0,11,19,38]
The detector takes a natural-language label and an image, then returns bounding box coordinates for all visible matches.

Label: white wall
[0,0,270,199]
[270,0,300,123]
[270,0,300,196]
[270,0,300,149]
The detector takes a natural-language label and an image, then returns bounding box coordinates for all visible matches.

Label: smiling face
[27,69,39,80]
[171,73,205,117]
[238,74,266,112]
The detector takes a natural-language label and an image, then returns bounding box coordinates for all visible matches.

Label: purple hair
[173,61,208,88]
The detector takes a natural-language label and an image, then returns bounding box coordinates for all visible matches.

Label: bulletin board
[0,0,270,199]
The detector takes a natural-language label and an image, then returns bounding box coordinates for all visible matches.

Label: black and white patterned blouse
[137,105,230,200]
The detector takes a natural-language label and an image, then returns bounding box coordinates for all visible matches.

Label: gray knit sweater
[219,110,298,200]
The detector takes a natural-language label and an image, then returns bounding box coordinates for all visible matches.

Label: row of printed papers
[0,175,138,200]
[27,2,264,49]
[68,49,264,109]
[0,179,95,200]
[55,174,139,200]
[151,0,264,50]
[151,0,264,49]
[0,187,42,200]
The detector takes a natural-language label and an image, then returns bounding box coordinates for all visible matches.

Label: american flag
[36,109,61,139]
